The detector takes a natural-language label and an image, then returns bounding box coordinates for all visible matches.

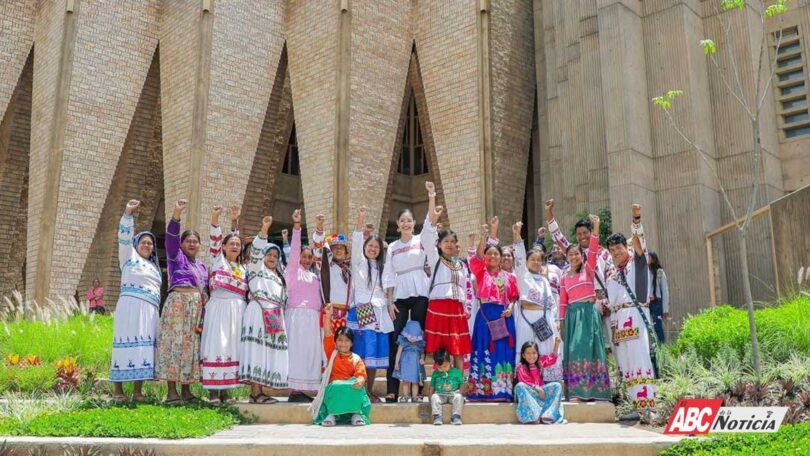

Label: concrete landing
[238,400,616,424]
[2,423,684,456]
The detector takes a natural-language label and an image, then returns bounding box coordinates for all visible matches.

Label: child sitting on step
[429,348,466,425]
[514,341,565,424]
[392,320,426,402]
[309,305,371,426]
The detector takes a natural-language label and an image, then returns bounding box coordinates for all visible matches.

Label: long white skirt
[200,289,245,390]
[239,300,289,388]
[110,295,159,382]
[514,305,563,382]
[611,306,657,412]
[285,307,322,392]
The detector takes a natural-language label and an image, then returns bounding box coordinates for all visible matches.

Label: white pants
[431,392,464,417]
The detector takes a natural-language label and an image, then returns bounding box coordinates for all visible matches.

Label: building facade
[1,0,808,337]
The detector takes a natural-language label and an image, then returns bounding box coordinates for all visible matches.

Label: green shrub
[0,315,113,393]
[660,422,810,455]
[0,403,245,439]
[672,297,810,364]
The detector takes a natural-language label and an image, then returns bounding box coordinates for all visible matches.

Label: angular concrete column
[0,0,36,120]
[598,0,659,245]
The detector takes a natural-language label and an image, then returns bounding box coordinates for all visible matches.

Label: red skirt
[425,299,472,356]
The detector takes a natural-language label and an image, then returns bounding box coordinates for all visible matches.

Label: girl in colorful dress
[318,214,352,368]
[559,214,611,402]
[514,341,565,424]
[310,306,370,426]
[467,223,519,402]
[350,206,392,401]
[156,199,208,404]
[423,205,472,372]
[110,200,161,401]
[382,181,436,401]
[200,205,248,404]
[511,222,563,383]
[285,209,323,402]
[239,215,288,403]
[392,320,426,402]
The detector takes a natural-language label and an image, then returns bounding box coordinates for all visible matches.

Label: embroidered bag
[355,301,377,328]
[520,297,554,342]
[262,307,285,334]
[617,268,659,377]
[190,260,207,335]
[481,311,510,342]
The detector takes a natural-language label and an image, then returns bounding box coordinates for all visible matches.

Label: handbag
[617,268,660,377]
[520,297,554,342]
[479,308,514,353]
[188,260,208,335]
[262,307,285,334]
[355,301,377,328]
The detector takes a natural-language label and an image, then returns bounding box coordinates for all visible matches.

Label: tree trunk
[738,230,762,377]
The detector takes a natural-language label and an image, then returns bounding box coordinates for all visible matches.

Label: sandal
[384,394,397,403]
[369,395,381,404]
[398,396,410,403]
[351,414,366,426]
[249,394,278,404]
[321,415,337,427]
[164,397,183,406]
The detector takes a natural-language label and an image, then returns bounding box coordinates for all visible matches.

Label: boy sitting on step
[429,349,466,425]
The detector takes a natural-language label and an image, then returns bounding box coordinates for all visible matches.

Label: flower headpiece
[325,233,348,247]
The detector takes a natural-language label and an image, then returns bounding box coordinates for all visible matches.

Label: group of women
[108,180,657,423]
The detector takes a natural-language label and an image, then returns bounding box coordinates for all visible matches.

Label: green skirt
[313,378,372,425]
[563,301,612,401]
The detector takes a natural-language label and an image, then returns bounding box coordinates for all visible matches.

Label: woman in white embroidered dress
[511,222,563,383]
[110,200,162,401]
[239,215,288,404]
[350,205,393,401]
[381,181,437,402]
[200,205,248,405]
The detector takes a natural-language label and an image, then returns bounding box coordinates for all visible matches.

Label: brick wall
[0,0,35,121]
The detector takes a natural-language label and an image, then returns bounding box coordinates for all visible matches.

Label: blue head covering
[133,231,159,270]
[262,242,282,258]
[401,320,424,342]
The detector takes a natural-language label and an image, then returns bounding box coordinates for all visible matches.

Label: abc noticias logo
[664,399,789,435]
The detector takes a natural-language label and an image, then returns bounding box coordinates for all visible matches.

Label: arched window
[398,89,428,176]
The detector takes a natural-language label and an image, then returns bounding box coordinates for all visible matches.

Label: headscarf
[262,242,282,259]
[133,231,159,270]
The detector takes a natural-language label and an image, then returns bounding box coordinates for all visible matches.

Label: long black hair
[519,341,542,370]
[222,233,243,264]
[565,243,584,273]
[364,235,385,287]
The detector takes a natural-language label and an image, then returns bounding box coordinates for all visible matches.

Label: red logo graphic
[664,399,723,435]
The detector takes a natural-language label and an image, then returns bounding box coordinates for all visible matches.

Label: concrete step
[237,400,616,424]
[1,423,682,456]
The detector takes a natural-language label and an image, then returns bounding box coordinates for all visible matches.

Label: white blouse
[382,215,431,300]
[327,262,352,305]
[423,220,470,305]
[117,213,162,308]
[513,242,555,310]
[351,230,394,332]
[248,235,287,308]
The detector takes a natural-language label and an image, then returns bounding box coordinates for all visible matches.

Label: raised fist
[425,181,435,193]
[262,216,273,228]
[125,200,140,215]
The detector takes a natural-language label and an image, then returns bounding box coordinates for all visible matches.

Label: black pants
[387,295,428,396]
[649,298,666,343]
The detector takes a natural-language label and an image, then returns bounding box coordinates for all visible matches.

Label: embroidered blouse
[516,363,544,387]
[118,213,161,308]
[248,235,287,308]
[548,217,612,297]
[285,227,322,311]
[382,214,431,300]
[559,234,600,319]
[423,220,471,307]
[166,217,208,292]
[351,230,394,332]
[606,222,651,309]
[208,224,248,298]
[468,254,519,305]
[513,242,555,310]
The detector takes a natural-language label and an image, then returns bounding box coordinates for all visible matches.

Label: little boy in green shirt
[429,349,465,425]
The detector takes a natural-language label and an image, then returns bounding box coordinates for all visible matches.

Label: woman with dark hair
[155,199,208,404]
[511,222,563,384]
[467,223,519,402]
[285,209,323,402]
[199,205,248,405]
[648,251,669,343]
[381,181,437,402]
[110,199,161,401]
[423,204,472,372]
[239,214,288,404]
[559,214,611,403]
[349,205,392,401]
